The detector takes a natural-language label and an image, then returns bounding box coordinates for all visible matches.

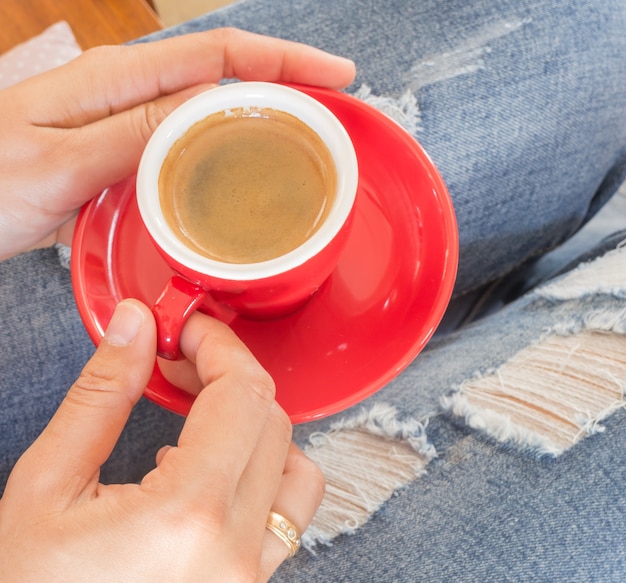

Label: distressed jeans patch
[404,17,532,91]
[442,330,626,455]
[442,246,626,456]
[301,403,435,550]
[538,243,626,301]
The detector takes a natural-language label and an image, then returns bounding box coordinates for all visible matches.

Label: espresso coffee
[159,107,337,264]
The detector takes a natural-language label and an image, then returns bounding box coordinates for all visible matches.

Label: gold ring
[265,511,302,557]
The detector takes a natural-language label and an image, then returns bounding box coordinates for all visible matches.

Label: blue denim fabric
[0,248,186,488]
[278,232,626,582]
[2,236,625,581]
[137,0,626,296]
[1,0,626,580]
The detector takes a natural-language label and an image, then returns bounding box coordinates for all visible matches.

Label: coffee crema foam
[159,107,337,264]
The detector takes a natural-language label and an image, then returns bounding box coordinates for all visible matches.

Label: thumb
[27,299,156,496]
[68,84,216,203]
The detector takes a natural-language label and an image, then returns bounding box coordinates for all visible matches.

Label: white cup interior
[136,82,359,280]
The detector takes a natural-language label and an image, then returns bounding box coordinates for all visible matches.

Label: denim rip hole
[442,245,626,457]
[301,403,436,551]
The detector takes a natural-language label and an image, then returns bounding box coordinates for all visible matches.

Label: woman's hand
[0,300,324,582]
[0,27,356,259]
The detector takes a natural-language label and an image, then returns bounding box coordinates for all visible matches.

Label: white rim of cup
[136,82,359,281]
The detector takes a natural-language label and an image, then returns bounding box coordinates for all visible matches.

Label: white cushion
[0,21,81,90]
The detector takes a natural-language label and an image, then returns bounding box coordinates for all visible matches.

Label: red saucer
[71,85,458,424]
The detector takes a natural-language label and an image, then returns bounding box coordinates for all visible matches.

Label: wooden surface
[0,0,164,54]
[152,0,233,27]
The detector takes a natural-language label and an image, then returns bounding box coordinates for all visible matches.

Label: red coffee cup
[136,82,359,359]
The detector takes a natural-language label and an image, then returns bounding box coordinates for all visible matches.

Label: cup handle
[153,275,207,360]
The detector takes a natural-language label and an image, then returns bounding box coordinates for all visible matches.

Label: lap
[3,231,624,579]
[2,2,626,577]
[277,229,626,581]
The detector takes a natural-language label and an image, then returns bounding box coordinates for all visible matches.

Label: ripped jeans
[2,0,626,580]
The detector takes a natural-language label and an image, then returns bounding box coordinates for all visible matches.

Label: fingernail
[104,300,145,346]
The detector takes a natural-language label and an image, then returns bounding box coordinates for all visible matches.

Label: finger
[40,84,215,214]
[155,445,174,466]
[21,28,356,128]
[70,84,216,195]
[15,28,355,215]
[24,300,156,496]
[145,313,278,508]
[228,401,293,559]
[156,354,204,396]
[257,444,325,580]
